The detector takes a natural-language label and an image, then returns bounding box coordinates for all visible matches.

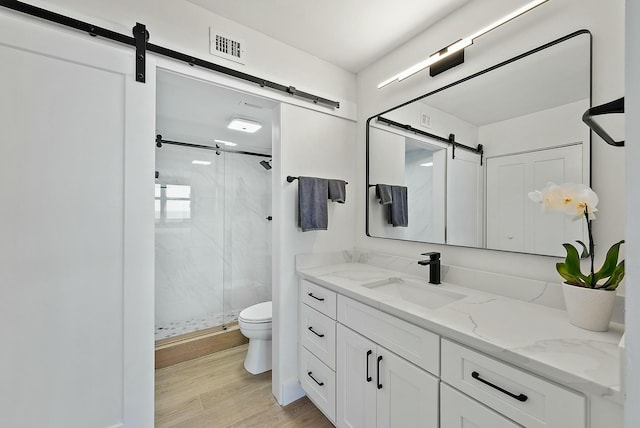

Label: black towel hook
[582,97,624,147]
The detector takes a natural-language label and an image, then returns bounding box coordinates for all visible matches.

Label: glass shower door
[222,151,272,326]
[154,144,226,340]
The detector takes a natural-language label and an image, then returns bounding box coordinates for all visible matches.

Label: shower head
[259,159,272,170]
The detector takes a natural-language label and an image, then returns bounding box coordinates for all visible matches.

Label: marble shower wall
[155,145,271,332]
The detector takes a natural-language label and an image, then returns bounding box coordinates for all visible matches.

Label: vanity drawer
[300,347,336,423]
[301,280,337,319]
[337,295,439,376]
[301,304,336,369]
[441,383,520,428]
[441,339,586,428]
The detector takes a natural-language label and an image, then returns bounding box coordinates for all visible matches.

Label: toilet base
[244,338,272,374]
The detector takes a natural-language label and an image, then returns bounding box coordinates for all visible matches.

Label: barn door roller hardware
[0,0,340,109]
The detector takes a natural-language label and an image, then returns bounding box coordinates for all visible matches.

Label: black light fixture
[377,0,549,88]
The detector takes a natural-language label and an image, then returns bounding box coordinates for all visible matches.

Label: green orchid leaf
[575,240,590,259]
[560,243,588,283]
[593,240,625,284]
[556,262,587,287]
[599,260,625,290]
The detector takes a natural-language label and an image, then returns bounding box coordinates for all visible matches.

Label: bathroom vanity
[296,252,624,428]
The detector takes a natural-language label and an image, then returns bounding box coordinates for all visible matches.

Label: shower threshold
[155,322,247,369]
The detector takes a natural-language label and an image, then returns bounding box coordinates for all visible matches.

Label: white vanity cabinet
[299,280,338,423]
[440,383,520,428]
[441,339,586,428]
[297,277,614,428]
[336,324,439,428]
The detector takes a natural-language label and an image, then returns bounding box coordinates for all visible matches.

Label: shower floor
[155,309,242,341]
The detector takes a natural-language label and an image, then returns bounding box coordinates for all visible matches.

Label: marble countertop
[297,261,624,403]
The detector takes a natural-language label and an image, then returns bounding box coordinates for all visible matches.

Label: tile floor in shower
[155,309,242,340]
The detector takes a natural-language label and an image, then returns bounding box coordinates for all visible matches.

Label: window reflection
[155,183,191,222]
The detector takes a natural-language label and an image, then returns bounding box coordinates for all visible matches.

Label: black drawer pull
[366,350,372,382]
[307,292,325,301]
[307,371,324,386]
[377,355,383,389]
[308,326,325,338]
[471,371,528,402]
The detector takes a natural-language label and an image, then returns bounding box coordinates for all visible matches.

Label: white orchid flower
[528,182,598,220]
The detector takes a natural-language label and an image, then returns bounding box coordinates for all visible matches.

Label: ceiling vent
[210,28,245,64]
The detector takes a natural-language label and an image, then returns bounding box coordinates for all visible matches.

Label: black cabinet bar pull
[307,371,324,386]
[377,355,383,389]
[308,326,325,338]
[471,371,528,402]
[366,350,373,382]
[307,292,325,301]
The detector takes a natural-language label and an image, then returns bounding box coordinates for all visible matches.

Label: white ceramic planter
[562,283,616,332]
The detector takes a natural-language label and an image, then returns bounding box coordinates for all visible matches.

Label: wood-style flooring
[155,344,334,428]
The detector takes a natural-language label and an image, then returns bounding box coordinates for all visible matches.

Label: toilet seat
[239,301,272,324]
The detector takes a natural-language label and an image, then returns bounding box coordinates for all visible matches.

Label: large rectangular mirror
[366,31,591,257]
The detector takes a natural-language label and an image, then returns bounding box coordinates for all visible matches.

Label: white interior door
[486,144,583,255]
[447,149,483,247]
[0,11,154,428]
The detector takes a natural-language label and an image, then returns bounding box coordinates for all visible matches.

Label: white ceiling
[188,0,471,72]
[156,70,277,153]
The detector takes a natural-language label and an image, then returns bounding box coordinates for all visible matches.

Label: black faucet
[418,252,441,285]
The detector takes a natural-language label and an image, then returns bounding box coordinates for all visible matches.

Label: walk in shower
[154,71,275,342]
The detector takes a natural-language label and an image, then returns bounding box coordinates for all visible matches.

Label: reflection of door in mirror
[447,149,483,248]
[368,126,446,243]
[486,144,583,256]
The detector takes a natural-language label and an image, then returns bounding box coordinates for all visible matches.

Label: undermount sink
[362,277,465,309]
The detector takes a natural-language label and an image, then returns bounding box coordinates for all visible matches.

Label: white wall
[384,100,479,146]
[625,0,639,426]
[273,104,356,403]
[479,99,590,158]
[36,0,356,112]
[357,0,625,285]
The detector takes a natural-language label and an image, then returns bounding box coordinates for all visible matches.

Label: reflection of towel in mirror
[375,184,393,205]
[298,176,328,231]
[328,179,347,203]
[388,186,408,227]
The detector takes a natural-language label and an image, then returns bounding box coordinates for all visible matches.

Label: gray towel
[298,176,328,231]
[388,185,408,227]
[376,184,393,205]
[328,179,346,203]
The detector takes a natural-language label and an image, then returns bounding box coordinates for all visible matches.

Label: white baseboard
[280,377,305,406]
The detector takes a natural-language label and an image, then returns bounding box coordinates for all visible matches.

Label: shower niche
[154,71,276,342]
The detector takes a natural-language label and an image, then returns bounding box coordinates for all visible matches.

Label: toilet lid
[239,301,272,323]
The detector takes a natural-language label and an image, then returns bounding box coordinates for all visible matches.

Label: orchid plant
[528,182,625,290]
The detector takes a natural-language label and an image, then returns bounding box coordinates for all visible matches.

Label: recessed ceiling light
[214,139,237,147]
[420,162,434,167]
[192,160,211,165]
[228,118,262,133]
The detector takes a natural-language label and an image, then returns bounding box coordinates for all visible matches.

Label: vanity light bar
[377,0,549,89]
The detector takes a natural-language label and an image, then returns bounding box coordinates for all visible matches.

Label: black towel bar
[582,97,624,147]
[287,175,348,184]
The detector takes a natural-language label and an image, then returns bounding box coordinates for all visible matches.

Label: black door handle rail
[307,292,325,301]
[307,371,324,386]
[308,326,325,338]
[377,355,383,389]
[471,371,528,402]
[366,350,372,382]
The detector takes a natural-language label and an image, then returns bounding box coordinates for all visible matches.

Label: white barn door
[0,10,154,428]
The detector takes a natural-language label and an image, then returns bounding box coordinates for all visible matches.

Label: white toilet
[238,301,272,374]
